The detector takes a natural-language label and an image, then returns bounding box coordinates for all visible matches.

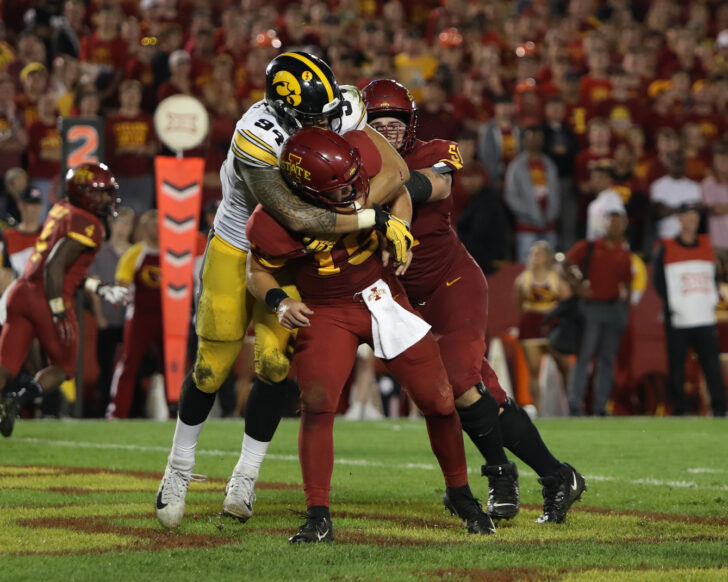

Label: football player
[362,79,586,524]
[155,51,414,529]
[0,163,128,437]
[246,127,495,542]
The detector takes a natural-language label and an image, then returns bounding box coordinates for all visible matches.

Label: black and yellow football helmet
[264,51,343,133]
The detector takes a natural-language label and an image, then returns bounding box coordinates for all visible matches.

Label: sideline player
[247,127,495,541]
[363,79,586,524]
[155,51,413,529]
[0,164,128,437]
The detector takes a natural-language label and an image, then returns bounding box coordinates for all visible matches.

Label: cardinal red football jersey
[21,199,105,298]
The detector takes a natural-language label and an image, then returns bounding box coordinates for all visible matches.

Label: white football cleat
[155,463,205,528]
[222,472,257,522]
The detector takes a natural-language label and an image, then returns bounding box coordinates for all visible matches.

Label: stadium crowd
[1,0,728,420]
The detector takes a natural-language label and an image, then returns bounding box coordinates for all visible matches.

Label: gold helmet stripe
[281,52,335,103]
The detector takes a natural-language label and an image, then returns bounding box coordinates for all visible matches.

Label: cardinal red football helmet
[65,163,120,217]
[362,79,418,156]
[279,127,368,212]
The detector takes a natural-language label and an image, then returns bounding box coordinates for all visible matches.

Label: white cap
[169,50,191,66]
[717,29,728,49]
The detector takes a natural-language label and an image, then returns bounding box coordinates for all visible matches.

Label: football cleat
[222,471,257,522]
[288,512,335,544]
[443,486,496,534]
[155,463,206,529]
[536,463,586,524]
[482,461,520,520]
[0,395,20,438]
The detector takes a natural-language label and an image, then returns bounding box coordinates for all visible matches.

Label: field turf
[1,417,726,581]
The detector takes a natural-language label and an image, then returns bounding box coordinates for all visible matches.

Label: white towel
[360,279,431,359]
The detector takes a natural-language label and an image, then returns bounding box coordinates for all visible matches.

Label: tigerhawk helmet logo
[272,70,302,107]
[280,153,311,182]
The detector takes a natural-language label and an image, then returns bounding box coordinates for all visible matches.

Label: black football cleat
[443,486,496,534]
[288,513,335,544]
[482,461,520,520]
[0,396,20,438]
[536,463,586,524]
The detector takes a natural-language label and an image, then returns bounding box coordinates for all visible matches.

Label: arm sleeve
[115,243,142,284]
[405,169,433,204]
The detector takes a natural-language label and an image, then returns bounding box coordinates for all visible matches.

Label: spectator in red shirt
[597,66,645,138]
[15,62,48,129]
[188,27,215,94]
[0,73,28,179]
[75,83,102,117]
[681,122,711,183]
[471,43,506,97]
[416,75,461,142]
[688,80,725,146]
[559,69,590,146]
[563,210,632,416]
[659,28,703,81]
[574,117,612,198]
[125,35,158,114]
[106,80,157,213]
[4,33,46,90]
[157,49,194,102]
[201,64,238,208]
[26,93,61,218]
[79,3,128,108]
[644,126,681,188]
[451,71,493,132]
[580,45,612,110]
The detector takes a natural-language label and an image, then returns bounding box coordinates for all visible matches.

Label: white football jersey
[214,86,367,251]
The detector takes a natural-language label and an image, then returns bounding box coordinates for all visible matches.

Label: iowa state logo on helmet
[280,153,311,182]
[272,70,302,107]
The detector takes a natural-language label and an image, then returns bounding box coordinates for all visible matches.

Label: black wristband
[405,169,433,204]
[265,288,289,311]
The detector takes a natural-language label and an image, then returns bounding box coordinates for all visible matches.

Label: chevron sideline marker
[155,157,204,403]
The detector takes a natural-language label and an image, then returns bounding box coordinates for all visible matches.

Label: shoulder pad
[407,139,463,173]
[344,130,382,177]
[338,86,367,133]
[231,102,289,168]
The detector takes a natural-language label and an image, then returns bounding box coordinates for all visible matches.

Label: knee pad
[498,398,535,449]
[193,337,242,394]
[255,348,291,384]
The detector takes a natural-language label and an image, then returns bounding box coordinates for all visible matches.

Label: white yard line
[12,437,728,491]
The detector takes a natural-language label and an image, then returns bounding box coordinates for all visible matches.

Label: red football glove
[53,312,76,344]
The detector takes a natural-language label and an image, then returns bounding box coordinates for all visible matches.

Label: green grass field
[1,417,727,581]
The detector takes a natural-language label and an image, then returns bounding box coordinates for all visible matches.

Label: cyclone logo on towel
[272,71,302,107]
